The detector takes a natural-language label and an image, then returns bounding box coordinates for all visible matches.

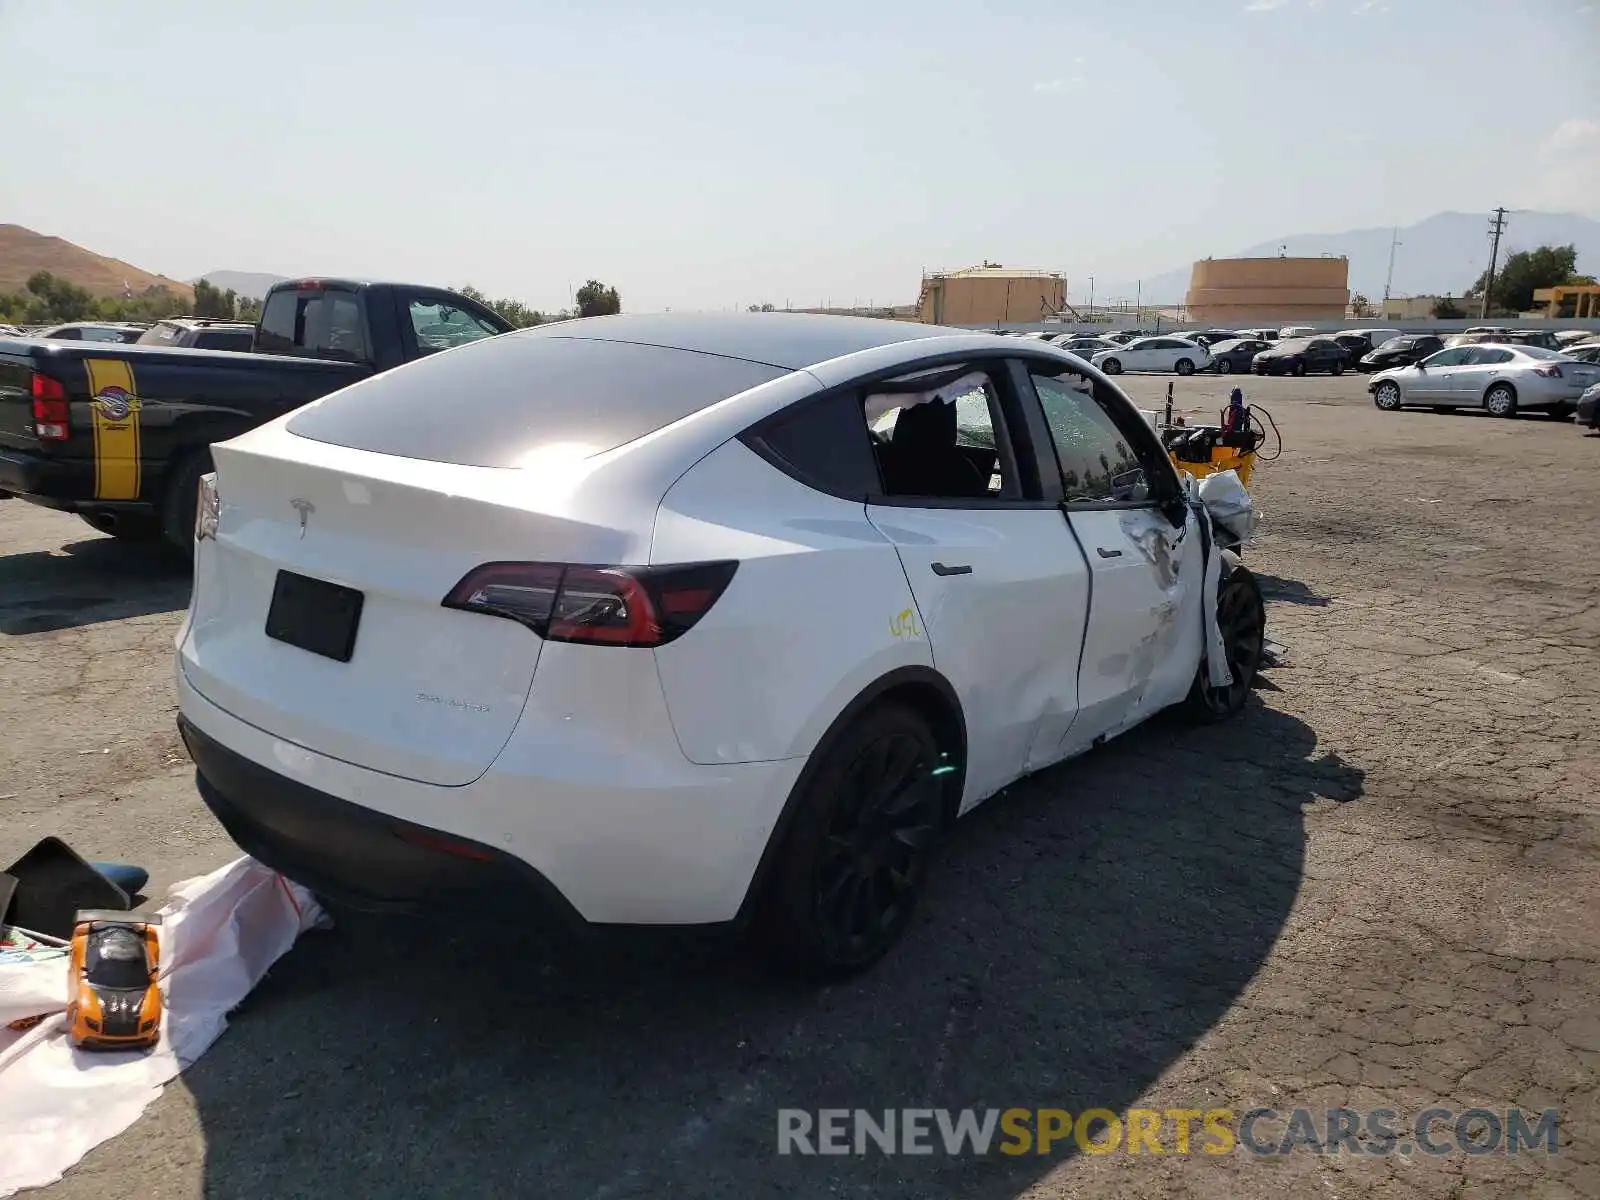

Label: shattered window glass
[1030,370,1146,503]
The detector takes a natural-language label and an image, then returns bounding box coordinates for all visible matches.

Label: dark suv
[1253,337,1349,376]
[1359,334,1443,371]
[134,317,256,352]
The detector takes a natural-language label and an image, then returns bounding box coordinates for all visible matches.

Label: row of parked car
[0,317,258,351]
[998,324,1600,381]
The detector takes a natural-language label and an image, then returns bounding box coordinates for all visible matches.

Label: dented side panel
[1050,505,1204,759]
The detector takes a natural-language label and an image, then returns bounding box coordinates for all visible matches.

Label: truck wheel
[79,511,162,542]
[161,450,215,553]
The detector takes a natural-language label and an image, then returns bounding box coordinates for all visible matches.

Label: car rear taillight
[1533,365,1563,378]
[195,473,219,542]
[30,373,69,440]
[442,561,738,647]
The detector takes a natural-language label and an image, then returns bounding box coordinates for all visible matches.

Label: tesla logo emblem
[289,498,314,537]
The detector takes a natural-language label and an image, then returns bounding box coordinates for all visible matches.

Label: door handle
[930,562,972,576]
[1096,547,1123,558]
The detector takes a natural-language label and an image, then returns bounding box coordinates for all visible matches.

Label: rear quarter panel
[650,438,932,766]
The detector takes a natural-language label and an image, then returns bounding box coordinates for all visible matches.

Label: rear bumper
[179,714,588,924]
[0,447,79,497]
[0,447,151,514]
[175,664,803,926]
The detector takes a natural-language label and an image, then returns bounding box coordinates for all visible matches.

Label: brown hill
[0,224,194,302]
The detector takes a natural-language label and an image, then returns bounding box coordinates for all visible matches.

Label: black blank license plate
[265,571,364,663]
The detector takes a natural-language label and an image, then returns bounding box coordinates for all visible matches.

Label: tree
[24,271,95,321]
[1431,295,1465,319]
[575,279,621,318]
[1469,243,1580,313]
[457,284,546,329]
[1350,292,1371,318]
[192,278,235,319]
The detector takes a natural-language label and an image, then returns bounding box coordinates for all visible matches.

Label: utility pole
[1382,228,1401,304]
[1481,207,1509,319]
[1088,275,1095,314]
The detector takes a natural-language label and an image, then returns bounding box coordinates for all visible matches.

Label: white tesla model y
[175,313,1264,976]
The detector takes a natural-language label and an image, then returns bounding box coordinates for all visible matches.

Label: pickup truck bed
[0,279,510,548]
[0,342,361,534]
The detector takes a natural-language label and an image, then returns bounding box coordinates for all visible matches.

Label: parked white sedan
[1090,336,1213,376]
[1368,343,1600,418]
[175,314,1264,977]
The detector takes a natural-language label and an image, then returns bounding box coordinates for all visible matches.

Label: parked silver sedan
[1368,344,1600,419]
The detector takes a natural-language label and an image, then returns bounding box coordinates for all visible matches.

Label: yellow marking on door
[84,359,141,500]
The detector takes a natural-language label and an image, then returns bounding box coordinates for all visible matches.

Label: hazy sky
[2,0,1596,311]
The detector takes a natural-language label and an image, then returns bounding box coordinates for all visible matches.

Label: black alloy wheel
[1186,558,1266,721]
[764,703,946,977]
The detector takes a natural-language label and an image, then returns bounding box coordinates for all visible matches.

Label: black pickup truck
[0,278,511,548]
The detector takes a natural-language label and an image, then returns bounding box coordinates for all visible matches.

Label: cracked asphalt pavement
[2,375,1596,1199]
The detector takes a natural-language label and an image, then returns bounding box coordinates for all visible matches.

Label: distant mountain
[197,270,290,299]
[1104,211,1600,305]
[0,224,194,301]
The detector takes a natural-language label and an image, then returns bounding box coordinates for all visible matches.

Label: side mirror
[1415,362,1426,371]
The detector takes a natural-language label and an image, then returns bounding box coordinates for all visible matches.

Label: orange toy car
[66,910,163,1051]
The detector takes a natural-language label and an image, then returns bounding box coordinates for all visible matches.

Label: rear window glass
[195,330,254,351]
[137,323,183,347]
[286,334,788,468]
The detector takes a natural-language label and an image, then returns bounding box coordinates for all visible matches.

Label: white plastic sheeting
[1180,475,1235,691]
[1197,468,1258,543]
[0,857,321,1197]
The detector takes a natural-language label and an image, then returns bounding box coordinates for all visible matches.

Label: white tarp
[0,857,321,1197]
[1197,468,1258,542]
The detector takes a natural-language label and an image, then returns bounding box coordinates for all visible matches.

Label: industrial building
[1532,284,1600,319]
[917,266,1066,325]
[1184,256,1350,324]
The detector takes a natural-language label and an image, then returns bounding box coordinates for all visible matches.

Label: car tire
[1175,358,1195,376]
[760,701,946,979]
[1372,381,1403,411]
[1291,360,1307,377]
[1216,359,1233,375]
[161,448,215,554]
[1483,383,1518,418]
[1184,552,1265,722]
[1101,358,1122,375]
[79,511,163,542]
[1331,362,1345,376]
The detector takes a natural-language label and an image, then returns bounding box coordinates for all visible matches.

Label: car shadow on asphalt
[1253,574,1330,607]
[181,701,1364,1199]
[0,538,189,634]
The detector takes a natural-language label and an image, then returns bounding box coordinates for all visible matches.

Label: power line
[1481,207,1509,319]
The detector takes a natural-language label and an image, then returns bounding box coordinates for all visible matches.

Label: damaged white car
[175,314,1265,977]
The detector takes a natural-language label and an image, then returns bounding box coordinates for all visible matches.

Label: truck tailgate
[0,352,41,448]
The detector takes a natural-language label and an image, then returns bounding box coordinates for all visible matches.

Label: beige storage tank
[917,267,1066,325]
[1185,256,1349,323]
